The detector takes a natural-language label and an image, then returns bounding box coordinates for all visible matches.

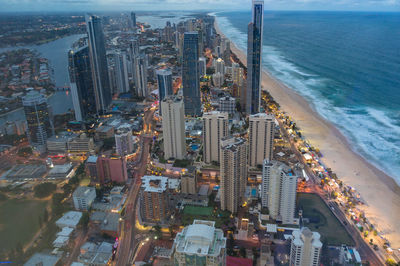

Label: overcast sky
[1,0,399,12]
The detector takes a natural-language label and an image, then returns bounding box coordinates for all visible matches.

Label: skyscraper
[202,111,229,164]
[246,0,264,114]
[290,227,322,266]
[68,45,96,121]
[220,137,247,213]
[130,12,136,31]
[182,32,201,116]
[248,113,275,167]
[214,58,225,75]
[161,96,186,160]
[198,57,207,77]
[85,14,112,115]
[261,160,297,224]
[134,54,148,98]
[22,90,54,152]
[113,51,130,94]
[97,155,128,184]
[156,68,173,115]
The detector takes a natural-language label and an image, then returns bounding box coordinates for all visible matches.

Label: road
[277,117,384,265]
[115,109,154,266]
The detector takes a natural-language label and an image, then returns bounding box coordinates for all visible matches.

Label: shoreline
[214,18,400,247]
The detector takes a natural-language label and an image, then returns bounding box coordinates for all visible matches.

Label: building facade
[115,126,134,156]
[73,186,96,211]
[161,96,186,160]
[157,68,173,115]
[290,227,322,266]
[220,137,247,213]
[114,51,130,94]
[85,14,112,114]
[68,45,96,121]
[202,111,229,164]
[262,160,297,224]
[140,175,170,223]
[246,0,264,114]
[182,32,201,116]
[198,57,207,77]
[134,53,148,98]
[173,220,226,266]
[97,155,128,184]
[248,113,275,167]
[22,90,54,152]
[218,96,236,114]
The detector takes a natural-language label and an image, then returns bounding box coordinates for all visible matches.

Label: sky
[1,0,399,12]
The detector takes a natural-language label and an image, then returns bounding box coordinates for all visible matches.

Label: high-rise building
[130,12,136,31]
[222,38,231,67]
[113,51,130,94]
[212,72,224,88]
[198,57,207,77]
[97,155,128,184]
[115,126,134,156]
[156,68,173,115]
[232,62,244,87]
[214,58,225,75]
[290,227,322,266]
[248,113,275,167]
[246,0,264,114]
[85,14,112,114]
[182,32,201,116]
[22,90,54,152]
[134,54,148,98]
[68,45,95,121]
[140,175,169,223]
[218,96,236,114]
[173,220,227,266]
[220,137,247,213]
[181,166,197,195]
[161,96,186,160]
[262,160,297,224]
[202,111,229,164]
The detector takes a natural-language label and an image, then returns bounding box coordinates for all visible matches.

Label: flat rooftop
[141,175,168,193]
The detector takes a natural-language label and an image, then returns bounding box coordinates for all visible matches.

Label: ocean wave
[215,13,400,184]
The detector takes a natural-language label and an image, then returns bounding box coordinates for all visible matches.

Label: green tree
[239,247,246,258]
[153,224,162,239]
[79,212,90,230]
[34,182,57,198]
[17,147,32,157]
[43,209,49,222]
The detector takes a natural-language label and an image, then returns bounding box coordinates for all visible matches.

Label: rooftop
[87,155,98,164]
[24,252,60,266]
[141,175,168,193]
[49,163,73,175]
[56,211,82,228]
[73,186,96,198]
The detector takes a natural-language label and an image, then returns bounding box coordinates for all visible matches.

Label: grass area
[79,178,91,186]
[182,205,230,228]
[297,193,354,246]
[0,198,48,255]
[183,206,213,216]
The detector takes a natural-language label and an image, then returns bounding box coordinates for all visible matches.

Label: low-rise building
[78,241,113,266]
[55,211,82,229]
[73,186,96,211]
[181,166,197,195]
[68,133,94,154]
[24,252,61,266]
[48,163,74,179]
[173,220,226,266]
[1,164,46,180]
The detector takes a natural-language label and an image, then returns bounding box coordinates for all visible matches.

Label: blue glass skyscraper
[182,32,201,116]
[157,68,173,115]
[85,14,112,115]
[68,45,96,121]
[246,0,264,114]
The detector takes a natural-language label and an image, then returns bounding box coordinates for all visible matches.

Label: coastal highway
[277,117,384,265]
[115,109,154,266]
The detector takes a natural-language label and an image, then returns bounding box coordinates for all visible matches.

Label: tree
[17,147,32,157]
[153,224,162,239]
[34,182,57,198]
[102,137,115,150]
[79,212,90,230]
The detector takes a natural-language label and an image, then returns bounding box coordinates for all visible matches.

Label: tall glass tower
[85,14,111,115]
[182,32,201,116]
[131,12,137,31]
[68,45,96,121]
[22,90,54,152]
[246,0,264,114]
[156,68,173,115]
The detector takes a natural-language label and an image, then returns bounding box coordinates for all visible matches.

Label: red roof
[226,256,253,266]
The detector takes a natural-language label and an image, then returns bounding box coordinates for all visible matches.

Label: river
[0,34,86,125]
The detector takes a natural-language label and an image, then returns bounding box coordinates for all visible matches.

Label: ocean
[216,11,400,183]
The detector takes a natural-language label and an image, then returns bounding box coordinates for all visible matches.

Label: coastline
[214,18,400,247]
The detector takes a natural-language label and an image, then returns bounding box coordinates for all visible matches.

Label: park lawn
[297,193,354,246]
[183,206,213,216]
[0,198,48,254]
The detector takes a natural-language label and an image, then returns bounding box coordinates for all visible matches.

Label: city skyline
[1,0,399,12]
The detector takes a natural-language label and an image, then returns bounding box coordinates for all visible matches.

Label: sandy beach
[215,20,400,247]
